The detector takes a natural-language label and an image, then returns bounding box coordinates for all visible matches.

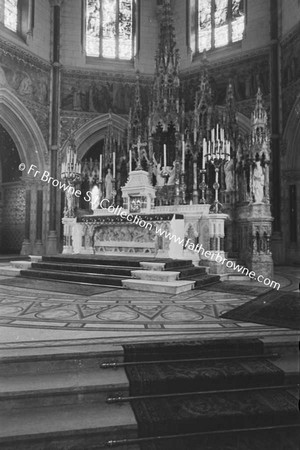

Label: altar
[62,170,226,265]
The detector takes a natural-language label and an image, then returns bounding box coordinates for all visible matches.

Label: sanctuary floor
[0,265,299,351]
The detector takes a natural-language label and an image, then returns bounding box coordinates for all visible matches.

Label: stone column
[46,0,63,254]
[21,178,32,255]
[270,0,283,262]
[35,186,44,255]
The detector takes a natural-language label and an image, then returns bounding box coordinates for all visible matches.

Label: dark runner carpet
[221,290,300,330]
[124,338,264,362]
[198,281,271,295]
[0,277,115,296]
[123,339,300,450]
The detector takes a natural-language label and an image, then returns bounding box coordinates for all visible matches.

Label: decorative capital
[49,0,63,7]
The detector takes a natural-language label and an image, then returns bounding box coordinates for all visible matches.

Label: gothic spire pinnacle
[129,71,144,142]
[150,0,180,133]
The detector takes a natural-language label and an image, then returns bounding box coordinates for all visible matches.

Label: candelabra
[61,138,82,217]
[203,124,231,214]
[199,169,207,204]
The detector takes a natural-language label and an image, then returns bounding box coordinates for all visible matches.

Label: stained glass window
[195,0,245,53]
[4,0,18,32]
[86,0,134,60]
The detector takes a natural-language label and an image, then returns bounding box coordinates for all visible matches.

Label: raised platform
[18,255,219,294]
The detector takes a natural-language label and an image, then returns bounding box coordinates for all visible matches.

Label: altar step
[19,256,219,294]
[0,339,298,450]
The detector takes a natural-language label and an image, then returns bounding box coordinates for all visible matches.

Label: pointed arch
[61,113,128,160]
[282,95,300,170]
[0,88,47,168]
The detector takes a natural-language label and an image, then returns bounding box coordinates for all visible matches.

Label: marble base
[250,255,274,279]
[139,262,167,271]
[10,261,32,269]
[131,270,180,282]
[122,279,195,294]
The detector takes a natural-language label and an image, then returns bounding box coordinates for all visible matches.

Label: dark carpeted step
[130,388,300,438]
[123,339,264,362]
[20,269,124,286]
[42,255,142,267]
[187,274,220,287]
[139,426,300,450]
[171,266,207,277]
[41,255,194,270]
[31,262,134,277]
[125,359,285,396]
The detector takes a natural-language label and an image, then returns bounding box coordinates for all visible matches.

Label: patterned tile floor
[0,266,298,347]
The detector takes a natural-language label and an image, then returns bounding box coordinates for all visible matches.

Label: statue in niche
[88,83,97,112]
[91,185,100,211]
[36,80,48,104]
[0,65,8,87]
[224,159,235,191]
[72,87,82,111]
[19,76,33,96]
[252,161,265,203]
[105,168,113,199]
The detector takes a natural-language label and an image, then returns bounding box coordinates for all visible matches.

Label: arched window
[0,0,34,38]
[85,0,136,60]
[190,0,245,54]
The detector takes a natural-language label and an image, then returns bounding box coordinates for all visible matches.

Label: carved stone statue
[224,159,235,191]
[19,76,33,96]
[91,185,100,211]
[105,168,113,199]
[167,162,176,186]
[153,153,165,186]
[253,161,265,203]
[0,65,8,87]
[64,188,75,217]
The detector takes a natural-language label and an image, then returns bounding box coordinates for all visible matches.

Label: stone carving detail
[61,72,150,115]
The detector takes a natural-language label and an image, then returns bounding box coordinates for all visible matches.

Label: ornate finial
[128,71,145,145]
[149,0,181,132]
[251,87,268,129]
[224,80,237,140]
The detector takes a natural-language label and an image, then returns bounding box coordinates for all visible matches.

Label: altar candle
[216,124,219,141]
[129,149,132,172]
[74,152,77,166]
[202,139,206,169]
[113,151,116,178]
[163,144,167,168]
[182,141,185,172]
[99,154,102,180]
[211,129,215,143]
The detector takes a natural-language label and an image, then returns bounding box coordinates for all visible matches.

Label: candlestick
[113,152,116,178]
[99,154,102,181]
[182,141,185,172]
[202,138,206,169]
[163,144,167,168]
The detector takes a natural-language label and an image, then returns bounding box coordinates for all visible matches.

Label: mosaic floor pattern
[0,266,297,338]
